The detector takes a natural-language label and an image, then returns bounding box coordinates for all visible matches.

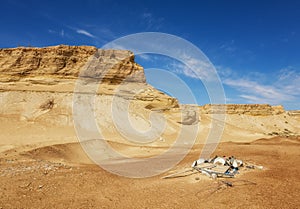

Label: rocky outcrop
[200,104,285,116]
[0,45,179,124]
[178,105,199,125]
[0,45,146,84]
[288,110,300,116]
[0,45,97,82]
[134,87,178,110]
[80,49,146,84]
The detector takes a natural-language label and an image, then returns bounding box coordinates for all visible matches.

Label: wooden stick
[162,168,196,179]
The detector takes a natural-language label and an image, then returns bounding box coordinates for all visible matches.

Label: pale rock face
[80,49,146,83]
[178,105,199,125]
[0,45,179,125]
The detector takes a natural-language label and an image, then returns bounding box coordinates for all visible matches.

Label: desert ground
[0,114,299,209]
[1,136,300,208]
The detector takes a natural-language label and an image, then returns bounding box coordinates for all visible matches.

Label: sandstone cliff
[0,45,97,82]
[0,45,178,120]
[200,104,285,116]
[0,45,147,86]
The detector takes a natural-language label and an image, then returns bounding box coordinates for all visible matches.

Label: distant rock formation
[200,104,285,116]
[178,105,199,125]
[288,110,300,116]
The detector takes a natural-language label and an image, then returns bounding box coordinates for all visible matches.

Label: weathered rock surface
[0,45,146,85]
[178,105,199,125]
[0,45,179,125]
[0,45,97,82]
[288,110,300,116]
[200,104,285,116]
[80,49,146,83]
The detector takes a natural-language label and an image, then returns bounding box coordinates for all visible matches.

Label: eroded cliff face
[0,45,97,82]
[0,45,148,86]
[0,45,178,125]
[80,49,146,84]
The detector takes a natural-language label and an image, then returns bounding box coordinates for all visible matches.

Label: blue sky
[1,0,299,110]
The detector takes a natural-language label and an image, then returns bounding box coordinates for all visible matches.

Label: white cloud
[48,29,55,34]
[222,67,300,106]
[219,40,236,53]
[97,28,115,39]
[48,29,65,38]
[239,95,271,104]
[141,12,164,30]
[60,29,64,37]
[137,54,151,61]
[169,54,216,81]
[169,62,197,79]
[224,78,289,100]
[76,29,95,38]
[216,65,234,78]
[142,12,152,19]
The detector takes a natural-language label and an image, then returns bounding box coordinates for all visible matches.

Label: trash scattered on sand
[163,155,263,179]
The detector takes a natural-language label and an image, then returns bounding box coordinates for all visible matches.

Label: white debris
[190,155,262,179]
[213,157,226,166]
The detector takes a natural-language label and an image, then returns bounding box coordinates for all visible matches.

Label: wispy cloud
[223,78,293,103]
[136,52,218,81]
[76,29,95,38]
[222,66,300,106]
[170,62,198,79]
[137,54,151,61]
[141,12,164,30]
[277,67,300,96]
[48,29,65,38]
[220,40,236,53]
[169,54,216,81]
[83,24,116,41]
[96,27,116,39]
[60,29,64,37]
[68,25,116,43]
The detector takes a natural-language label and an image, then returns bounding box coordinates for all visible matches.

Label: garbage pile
[162,155,263,180]
[191,155,262,179]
